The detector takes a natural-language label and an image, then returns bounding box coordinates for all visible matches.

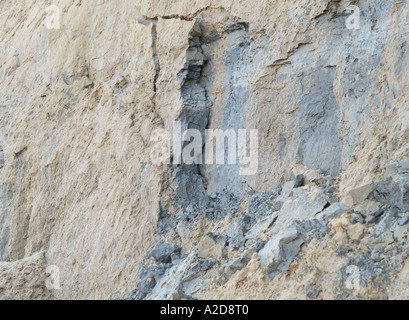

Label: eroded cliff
[1,0,409,300]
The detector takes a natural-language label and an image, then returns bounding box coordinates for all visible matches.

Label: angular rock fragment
[151,243,181,264]
[227,216,252,250]
[258,226,304,278]
[146,251,197,300]
[374,174,409,212]
[197,233,226,259]
[316,202,349,220]
[245,213,278,240]
[294,175,305,188]
[343,182,374,207]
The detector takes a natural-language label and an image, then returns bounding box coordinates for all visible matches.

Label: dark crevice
[137,17,161,93]
[172,21,217,210]
[141,6,228,22]
[151,22,160,92]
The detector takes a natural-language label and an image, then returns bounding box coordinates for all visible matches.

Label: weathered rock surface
[259,226,304,278]
[1,0,409,300]
[151,243,181,264]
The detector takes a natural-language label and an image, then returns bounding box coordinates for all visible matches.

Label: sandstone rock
[197,234,226,260]
[347,223,366,242]
[2,0,409,301]
[329,214,352,244]
[343,182,374,207]
[0,252,51,300]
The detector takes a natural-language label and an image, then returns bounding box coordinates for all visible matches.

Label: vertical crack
[172,21,220,210]
[151,21,160,93]
[137,16,160,93]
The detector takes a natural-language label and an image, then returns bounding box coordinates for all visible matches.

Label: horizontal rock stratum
[1,0,409,300]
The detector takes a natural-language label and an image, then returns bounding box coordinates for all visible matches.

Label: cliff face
[1,0,409,300]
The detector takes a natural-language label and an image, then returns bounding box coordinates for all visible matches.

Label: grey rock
[374,174,409,212]
[271,185,282,198]
[139,266,167,297]
[294,175,305,188]
[292,187,306,197]
[218,241,264,285]
[186,204,195,213]
[271,193,329,233]
[397,161,409,174]
[324,178,336,194]
[398,216,409,226]
[315,202,349,220]
[245,213,277,240]
[229,242,264,274]
[227,215,252,250]
[146,251,197,300]
[190,258,218,273]
[271,200,284,211]
[373,210,399,244]
[247,192,276,221]
[394,223,409,241]
[295,219,329,240]
[375,211,399,236]
[151,243,181,264]
[351,216,365,225]
[130,288,142,300]
[367,208,385,224]
[0,151,4,169]
[281,181,295,199]
[205,207,215,214]
[306,284,322,299]
[336,244,353,257]
[298,67,342,177]
[258,226,304,278]
[180,259,218,298]
[386,161,409,175]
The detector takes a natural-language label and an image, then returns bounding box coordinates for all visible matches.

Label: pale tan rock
[342,182,375,207]
[197,234,226,260]
[0,252,51,300]
[1,0,409,301]
[292,164,331,187]
[347,223,366,242]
